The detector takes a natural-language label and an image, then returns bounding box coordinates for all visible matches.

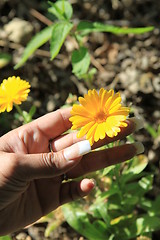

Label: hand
[0,108,143,235]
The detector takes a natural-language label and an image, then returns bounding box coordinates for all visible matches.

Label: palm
[0,125,63,231]
[0,109,76,232]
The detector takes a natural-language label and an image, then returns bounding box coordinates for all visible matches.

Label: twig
[30,9,53,26]
[0,40,21,49]
[94,43,109,57]
[0,40,50,58]
[90,55,106,72]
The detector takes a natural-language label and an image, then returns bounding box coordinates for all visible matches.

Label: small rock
[119,68,141,94]
[153,76,160,92]
[47,99,56,112]
[4,18,33,45]
[140,73,154,93]
[99,71,115,83]
[153,110,160,119]
[15,232,28,240]
[121,58,133,69]
[148,149,159,163]
[140,56,149,71]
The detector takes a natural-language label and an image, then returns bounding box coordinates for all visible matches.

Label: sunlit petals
[70,115,92,128]
[0,76,30,113]
[77,121,95,138]
[69,88,130,145]
[86,123,98,145]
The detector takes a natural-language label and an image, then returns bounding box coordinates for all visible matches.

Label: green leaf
[136,215,160,235]
[0,236,12,240]
[125,175,153,197]
[77,21,154,36]
[29,105,36,118]
[100,183,120,199]
[14,26,53,69]
[145,123,158,139]
[71,47,90,78]
[89,201,110,226]
[50,21,73,60]
[0,53,12,68]
[62,203,108,240]
[138,174,153,191]
[102,165,115,176]
[123,155,148,175]
[48,0,73,20]
[150,195,160,216]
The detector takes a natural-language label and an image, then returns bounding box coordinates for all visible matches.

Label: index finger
[33,108,72,140]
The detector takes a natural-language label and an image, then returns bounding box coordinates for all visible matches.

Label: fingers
[16,140,91,180]
[13,108,72,141]
[59,178,95,205]
[67,142,144,179]
[33,108,72,140]
[50,117,143,152]
[0,108,72,153]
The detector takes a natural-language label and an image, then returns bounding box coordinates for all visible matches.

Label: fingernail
[64,140,91,161]
[130,117,144,131]
[132,142,144,154]
[78,140,91,156]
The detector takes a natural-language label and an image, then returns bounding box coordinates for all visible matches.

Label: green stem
[14,104,27,124]
[73,32,82,47]
[85,77,93,89]
[114,164,124,203]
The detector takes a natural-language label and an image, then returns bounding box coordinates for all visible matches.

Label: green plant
[0,53,12,69]
[145,123,160,139]
[62,154,160,240]
[14,0,154,86]
[0,236,11,240]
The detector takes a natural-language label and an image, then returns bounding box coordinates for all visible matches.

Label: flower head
[69,88,130,145]
[0,76,30,113]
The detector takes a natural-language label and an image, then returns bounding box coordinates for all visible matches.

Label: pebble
[4,18,33,44]
[14,232,28,240]
[153,77,160,92]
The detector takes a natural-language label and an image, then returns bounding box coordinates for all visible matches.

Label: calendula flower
[69,88,130,145]
[0,76,30,113]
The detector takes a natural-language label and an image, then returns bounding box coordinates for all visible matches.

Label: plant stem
[14,104,27,124]
[114,164,124,203]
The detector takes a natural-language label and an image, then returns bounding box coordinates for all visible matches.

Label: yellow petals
[69,88,130,145]
[0,76,30,113]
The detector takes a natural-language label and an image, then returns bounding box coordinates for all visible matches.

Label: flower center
[95,111,107,123]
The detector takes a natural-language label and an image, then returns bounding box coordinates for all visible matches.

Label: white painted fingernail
[78,140,91,156]
[132,142,144,154]
[130,117,144,131]
[64,140,91,161]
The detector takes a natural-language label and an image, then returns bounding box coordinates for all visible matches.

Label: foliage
[0,53,12,69]
[14,105,36,124]
[145,123,160,139]
[62,154,160,239]
[14,0,154,84]
[0,236,11,240]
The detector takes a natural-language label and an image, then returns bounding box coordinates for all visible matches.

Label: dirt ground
[0,0,160,239]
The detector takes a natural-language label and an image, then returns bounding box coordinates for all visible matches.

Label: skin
[0,108,138,235]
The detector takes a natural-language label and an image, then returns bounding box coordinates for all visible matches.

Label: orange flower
[69,88,130,145]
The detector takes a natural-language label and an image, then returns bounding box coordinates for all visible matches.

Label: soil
[0,0,160,239]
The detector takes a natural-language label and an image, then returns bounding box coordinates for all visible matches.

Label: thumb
[17,140,91,180]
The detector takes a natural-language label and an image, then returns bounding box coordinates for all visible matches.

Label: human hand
[0,108,144,235]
